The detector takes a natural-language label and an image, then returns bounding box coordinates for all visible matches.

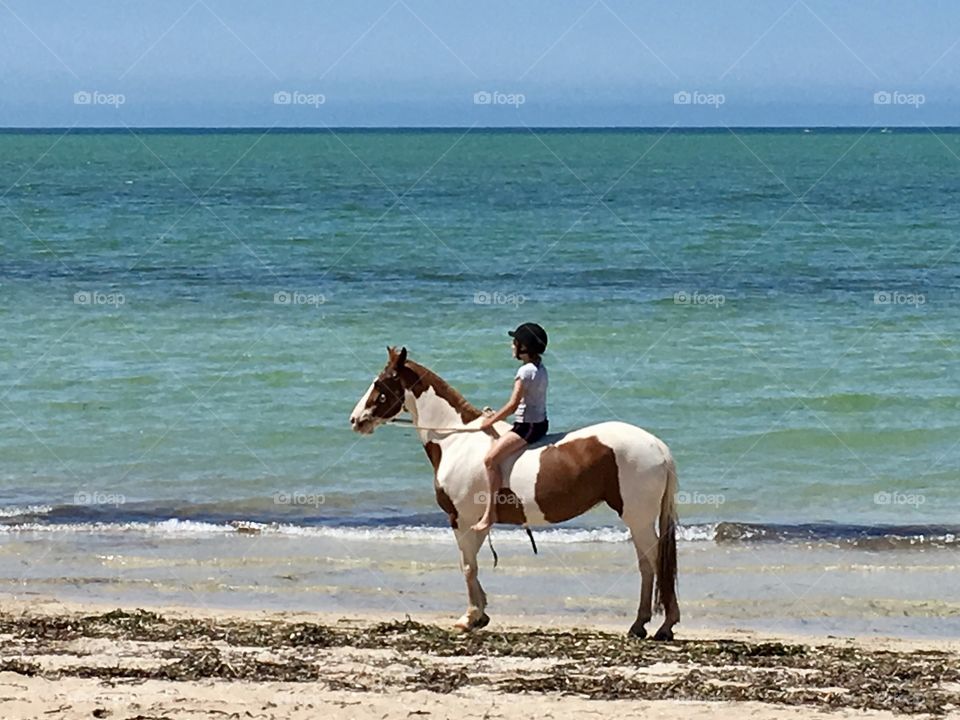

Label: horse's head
[349,346,410,434]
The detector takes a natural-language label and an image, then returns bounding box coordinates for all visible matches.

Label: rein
[388,418,493,434]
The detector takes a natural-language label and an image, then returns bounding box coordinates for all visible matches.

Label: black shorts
[510,419,549,443]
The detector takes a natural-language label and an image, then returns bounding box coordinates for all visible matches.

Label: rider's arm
[482,378,523,425]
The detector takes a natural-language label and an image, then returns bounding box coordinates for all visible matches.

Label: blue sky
[2,0,959,126]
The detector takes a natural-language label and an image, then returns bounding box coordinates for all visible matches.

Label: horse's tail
[654,454,678,615]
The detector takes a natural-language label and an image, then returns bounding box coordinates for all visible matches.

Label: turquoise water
[1,129,957,535]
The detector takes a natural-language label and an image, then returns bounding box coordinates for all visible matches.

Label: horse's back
[526,420,669,466]
[506,420,671,526]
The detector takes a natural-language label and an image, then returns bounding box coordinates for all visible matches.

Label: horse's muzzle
[350,414,375,435]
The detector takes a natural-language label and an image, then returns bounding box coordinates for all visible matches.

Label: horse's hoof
[474,613,490,629]
[653,627,674,641]
[628,623,647,639]
[454,613,490,632]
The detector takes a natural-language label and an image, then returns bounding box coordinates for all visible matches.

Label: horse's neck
[402,362,482,444]
[406,385,468,440]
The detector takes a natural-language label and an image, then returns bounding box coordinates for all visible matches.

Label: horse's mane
[404,359,483,423]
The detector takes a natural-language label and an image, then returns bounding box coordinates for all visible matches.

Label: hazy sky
[2,0,958,126]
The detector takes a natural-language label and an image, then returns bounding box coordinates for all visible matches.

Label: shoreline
[1,597,958,719]
[3,512,958,546]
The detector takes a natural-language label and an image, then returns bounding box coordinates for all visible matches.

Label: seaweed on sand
[0,609,957,715]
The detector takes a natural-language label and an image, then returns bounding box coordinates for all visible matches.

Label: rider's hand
[480,417,496,431]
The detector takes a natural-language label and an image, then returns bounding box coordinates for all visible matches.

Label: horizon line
[0,125,957,133]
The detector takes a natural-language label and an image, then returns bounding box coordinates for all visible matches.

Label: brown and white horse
[349,346,680,640]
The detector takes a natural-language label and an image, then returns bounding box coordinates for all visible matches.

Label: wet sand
[1,597,958,719]
[2,526,958,639]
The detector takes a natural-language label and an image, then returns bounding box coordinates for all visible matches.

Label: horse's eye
[377,394,386,403]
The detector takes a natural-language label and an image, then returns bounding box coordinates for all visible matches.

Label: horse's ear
[397,347,407,368]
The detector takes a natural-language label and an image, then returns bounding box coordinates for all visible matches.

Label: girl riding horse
[473,322,550,531]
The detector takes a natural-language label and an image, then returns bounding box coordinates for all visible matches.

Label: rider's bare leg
[472,431,528,532]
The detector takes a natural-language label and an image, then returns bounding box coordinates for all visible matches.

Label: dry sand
[1,595,957,720]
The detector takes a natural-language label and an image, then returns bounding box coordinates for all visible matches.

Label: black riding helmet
[508,322,548,355]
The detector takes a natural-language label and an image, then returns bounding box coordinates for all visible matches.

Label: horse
[349,346,680,640]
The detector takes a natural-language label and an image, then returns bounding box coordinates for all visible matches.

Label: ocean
[0,128,957,633]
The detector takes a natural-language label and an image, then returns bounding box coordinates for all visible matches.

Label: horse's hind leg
[626,520,658,639]
[453,528,490,631]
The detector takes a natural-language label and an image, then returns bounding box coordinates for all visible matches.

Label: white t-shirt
[515,361,548,423]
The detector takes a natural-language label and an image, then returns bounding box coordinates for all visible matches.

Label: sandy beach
[1,596,958,720]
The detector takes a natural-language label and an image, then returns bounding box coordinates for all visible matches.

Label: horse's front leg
[453,527,490,631]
